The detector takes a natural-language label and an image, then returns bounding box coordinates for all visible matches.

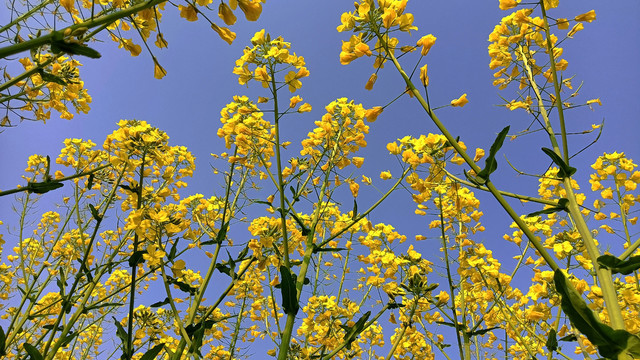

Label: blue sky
[1,1,639,356]
[2,1,638,243]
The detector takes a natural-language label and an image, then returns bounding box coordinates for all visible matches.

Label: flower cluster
[14,55,91,122]
[233,30,309,93]
[300,98,375,171]
[217,95,275,168]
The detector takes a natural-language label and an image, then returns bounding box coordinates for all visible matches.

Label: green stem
[125,151,147,360]
[0,0,166,59]
[437,191,464,360]
[0,164,111,197]
[518,44,625,331]
[384,299,419,360]
[539,1,569,164]
[0,0,55,33]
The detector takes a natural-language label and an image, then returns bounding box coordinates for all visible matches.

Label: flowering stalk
[375,29,560,272]
[517,43,625,331]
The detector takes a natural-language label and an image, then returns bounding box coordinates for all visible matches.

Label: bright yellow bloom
[575,10,596,23]
[179,4,198,21]
[298,103,312,113]
[289,95,303,108]
[498,0,520,10]
[556,18,570,30]
[568,23,584,37]
[349,181,360,197]
[380,171,392,180]
[211,24,236,45]
[416,34,437,56]
[153,60,167,79]
[450,94,468,107]
[218,2,237,25]
[365,73,377,90]
[364,106,383,122]
[419,64,428,87]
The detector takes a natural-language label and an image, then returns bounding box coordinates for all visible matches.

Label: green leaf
[541,147,577,178]
[27,181,64,194]
[467,326,500,337]
[553,270,634,358]
[23,343,43,360]
[87,173,94,190]
[167,238,179,261]
[290,213,310,236]
[597,255,640,275]
[313,247,346,253]
[0,325,6,356]
[166,276,198,295]
[139,344,164,360]
[50,39,102,58]
[476,126,510,184]
[352,198,358,220]
[38,69,67,85]
[279,265,299,316]
[82,302,122,314]
[215,221,229,245]
[60,332,77,347]
[340,311,371,350]
[546,329,558,353]
[118,184,137,193]
[112,317,131,358]
[526,198,569,218]
[128,250,147,267]
[558,334,577,342]
[150,297,170,308]
[89,204,102,221]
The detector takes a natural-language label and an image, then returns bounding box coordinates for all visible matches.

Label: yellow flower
[419,64,428,87]
[474,148,485,162]
[499,0,520,10]
[218,2,237,25]
[380,171,392,180]
[568,23,584,38]
[575,10,596,23]
[416,34,437,56]
[155,33,168,48]
[352,157,364,168]
[365,73,377,90]
[364,106,383,122]
[298,103,312,113]
[179,4,198,21]
[284,71,302,92]
[586,98,602,106]
[450,94,468,107]
[237,0,262,21]
[289,95,303,108]
[349,181,360,197]
[211,24,236,45]
[556,18,570,30]
[153,60,167,79]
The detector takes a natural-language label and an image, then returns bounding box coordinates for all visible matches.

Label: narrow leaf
[476,126,510,183]
[280,266,299,315]
[597,255,640,275]
[50,40,102,58]
[150,297,170,308]
[541,147,577,178]
[139,344,164,360]
[0,326,6,356]
[23,343,43,360]
[27,181,64,194]
[546,329,558,353]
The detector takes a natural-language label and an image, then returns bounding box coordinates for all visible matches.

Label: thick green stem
[0,0,166,59]
[518,43,625,331]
